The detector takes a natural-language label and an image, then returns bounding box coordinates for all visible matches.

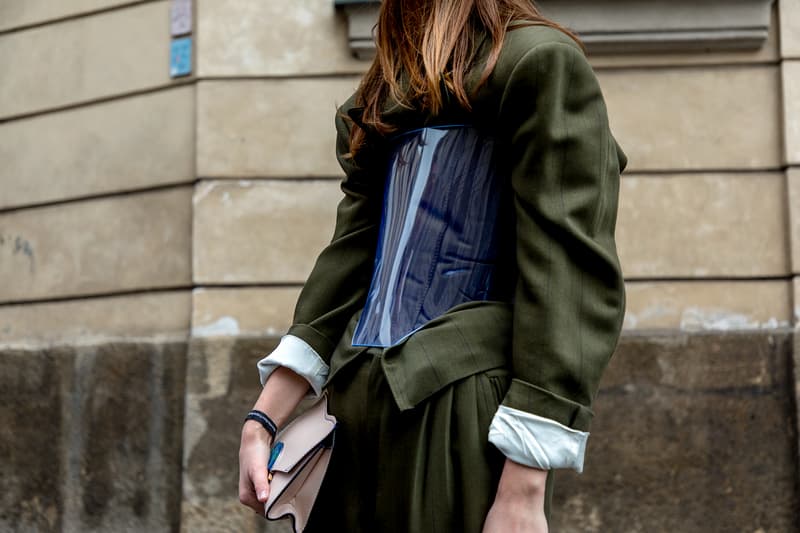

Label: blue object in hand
[268,442,284,471]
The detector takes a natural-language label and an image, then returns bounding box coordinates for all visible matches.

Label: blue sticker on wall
[170,37,192,77]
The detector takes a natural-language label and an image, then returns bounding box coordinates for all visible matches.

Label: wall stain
[0,233,36,274]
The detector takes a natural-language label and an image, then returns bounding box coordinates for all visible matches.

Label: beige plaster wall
[193,179,340,284]
[0,0,796,346]
[0,187,193,303]
[617,173,789,278]
[0,1,178,120]
[196,79,358,178]
[0,0,151,32]
[196,0,363,77]
[780,0,800,59]
[0,291,191,346]
[780,0,800,338]
[0,1,193,344]
[188,0,796,338]
[0,86,195,209]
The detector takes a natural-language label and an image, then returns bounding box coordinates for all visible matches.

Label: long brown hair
[350,0,581,154]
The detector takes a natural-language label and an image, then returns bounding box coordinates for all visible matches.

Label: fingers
[251,463,271,504]
[238,468,264,514]
[238,437,271,514]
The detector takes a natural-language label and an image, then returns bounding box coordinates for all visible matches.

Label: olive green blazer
[286,25,627,433]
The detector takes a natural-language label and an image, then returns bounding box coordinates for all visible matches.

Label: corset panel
[352,126,514,348]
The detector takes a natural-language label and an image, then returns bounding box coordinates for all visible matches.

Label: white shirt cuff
[488,405,589,473]
[256,335,330,397]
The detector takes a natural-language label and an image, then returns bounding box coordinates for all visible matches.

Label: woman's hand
[238,422,273,514]
[482,459,549,533]
[238,366,311,514]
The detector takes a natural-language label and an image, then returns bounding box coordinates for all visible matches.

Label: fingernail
[258,490,268,501]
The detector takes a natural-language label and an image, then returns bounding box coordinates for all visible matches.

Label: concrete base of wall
[1,332,797,532]
[0,340,187,533]
[553,331,800,532]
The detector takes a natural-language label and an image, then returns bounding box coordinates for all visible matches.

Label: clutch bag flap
[265,393,336,533]
[268,395,336,473]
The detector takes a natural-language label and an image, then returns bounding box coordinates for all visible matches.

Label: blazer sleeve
[284,95,383,362]
[497,41,627,433]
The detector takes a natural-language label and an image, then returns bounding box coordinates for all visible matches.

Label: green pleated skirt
[304,350,554,533]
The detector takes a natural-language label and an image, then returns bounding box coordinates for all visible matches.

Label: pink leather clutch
[265,393,337,533]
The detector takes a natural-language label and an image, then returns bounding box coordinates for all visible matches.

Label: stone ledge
[195,0,779,76]
[335,0,775,58]
[540,0,775,54]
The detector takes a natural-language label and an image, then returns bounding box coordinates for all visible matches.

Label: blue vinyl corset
[352,125,514,348]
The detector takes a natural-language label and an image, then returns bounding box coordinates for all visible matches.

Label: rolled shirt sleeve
[257,335,330,396]
[488,405,589,472]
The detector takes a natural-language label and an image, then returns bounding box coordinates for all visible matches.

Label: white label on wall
[171,0,192,36]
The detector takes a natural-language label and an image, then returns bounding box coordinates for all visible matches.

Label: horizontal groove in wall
[0,0,161,36]
[0,80,195,124]
[194,277,793,287]
[192,278,794,289]
[0,178,351,214]
[0,285,193,307]
[623,168,788,176]
[197,73,365,82]
[196,176,341,182]
[619,326,796,336]
[192,283,304,291]
[195,170,787,183]
[625,275,793,283]
[192,283,308,291]
[1,277,791,306]
[592,58,781,72]
[0,182,194,215]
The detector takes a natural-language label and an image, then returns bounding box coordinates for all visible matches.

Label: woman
[239,0,626,531]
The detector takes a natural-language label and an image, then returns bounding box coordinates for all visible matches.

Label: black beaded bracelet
[245,410,277,439]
